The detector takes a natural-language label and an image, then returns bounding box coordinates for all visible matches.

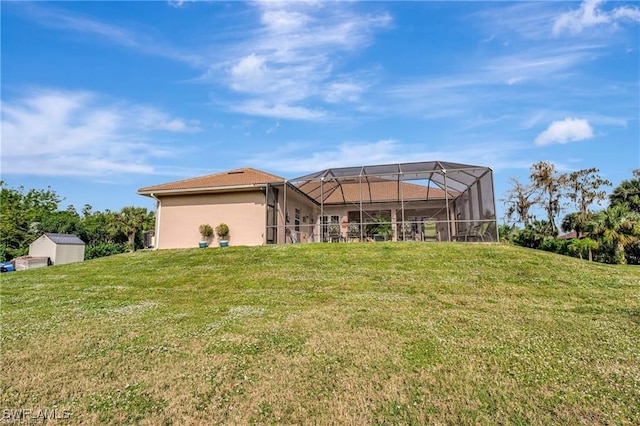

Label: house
[28,233,86,266]
[138,161,498,249]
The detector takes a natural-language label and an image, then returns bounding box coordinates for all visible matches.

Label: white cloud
[472,2,560,41]
[324,82,366,103]
[261,10,309,32]
[168,0,188,8]
[0,89,198,176]
[217,2,391,119]
[19,4,203,66]
[132,106,201,133]
[230,100,325,121]
[250,139,402,172]
[247,138,528,174]
[534,118,594,146]
[553,0,640,35]
[506,77,525,86]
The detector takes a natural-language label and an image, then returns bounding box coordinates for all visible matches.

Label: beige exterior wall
[279,190,318,244]
[156,190,267,249]
[152,186,457,248]
[29,235,56,259]
[54,245,85,265]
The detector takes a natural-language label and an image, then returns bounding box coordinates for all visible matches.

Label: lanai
[286,161,498,242]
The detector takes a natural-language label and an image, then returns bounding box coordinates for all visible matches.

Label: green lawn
[1,243,639,425]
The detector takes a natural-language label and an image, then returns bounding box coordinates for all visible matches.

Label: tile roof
[44,233,85,245]
[138,168,285,194]
[297,178,455,204]
[138,167,457,204]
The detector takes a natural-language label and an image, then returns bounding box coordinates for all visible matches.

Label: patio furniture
[469,221,491,242]
[328,224,342,242]
[399,222,414,241]
[423,220,440,242]
[347,223,361,242]
[453,222,490,242]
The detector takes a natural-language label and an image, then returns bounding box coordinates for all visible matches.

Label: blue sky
[2,0,639,220]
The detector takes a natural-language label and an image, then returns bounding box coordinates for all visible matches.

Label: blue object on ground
[0,262,15,272]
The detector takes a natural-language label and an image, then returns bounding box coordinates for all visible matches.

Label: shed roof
[44,233,86,245]
[138,168,285,195]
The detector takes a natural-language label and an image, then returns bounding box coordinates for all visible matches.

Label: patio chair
[399,222,414,241]
[328,224,342,242]
[347,223,361,242]
[469,221,491,242]
[453,222,491,242]
[423,220,440,242]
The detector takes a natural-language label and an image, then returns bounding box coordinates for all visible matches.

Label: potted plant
[198,224,213,248]
[215,223,230,247]
[366,214,393,241]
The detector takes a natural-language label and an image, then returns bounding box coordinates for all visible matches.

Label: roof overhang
[138,183,270,197]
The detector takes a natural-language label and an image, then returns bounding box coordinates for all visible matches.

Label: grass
[1,242,639,425]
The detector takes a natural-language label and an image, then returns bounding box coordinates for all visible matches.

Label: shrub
[85,243,128,260]
[215,223,229,239]
[540,238,572,256]
[199,224,214,240]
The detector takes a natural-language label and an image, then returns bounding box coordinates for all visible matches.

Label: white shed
[29,233,86,266]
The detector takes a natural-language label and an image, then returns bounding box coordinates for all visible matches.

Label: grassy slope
[1,243,639,425]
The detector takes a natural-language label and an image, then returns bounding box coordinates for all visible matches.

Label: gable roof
[138,168,285,195]
[44,233,85,245]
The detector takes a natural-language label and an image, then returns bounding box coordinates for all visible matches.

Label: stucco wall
[279,190,318,244]
[157,191,267,249]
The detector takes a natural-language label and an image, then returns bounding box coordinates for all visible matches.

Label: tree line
[501,163,640,264]
[0,182,155,262]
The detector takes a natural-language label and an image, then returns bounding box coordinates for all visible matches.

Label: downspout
[150,193,161,250]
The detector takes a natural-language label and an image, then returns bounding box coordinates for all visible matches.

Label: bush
[85,243,128,260]
[215,223,229,239]
[540,238,572,256]
[625,241,640,265]
[199,224,213,240]
[498,224,517,243]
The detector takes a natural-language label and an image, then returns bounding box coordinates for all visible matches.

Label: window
[295,208,301,232]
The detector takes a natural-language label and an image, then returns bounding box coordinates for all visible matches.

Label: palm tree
[588,205,640,264]
[609,169,640,214]
[569,237,598,261]
[113,206,149,252]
